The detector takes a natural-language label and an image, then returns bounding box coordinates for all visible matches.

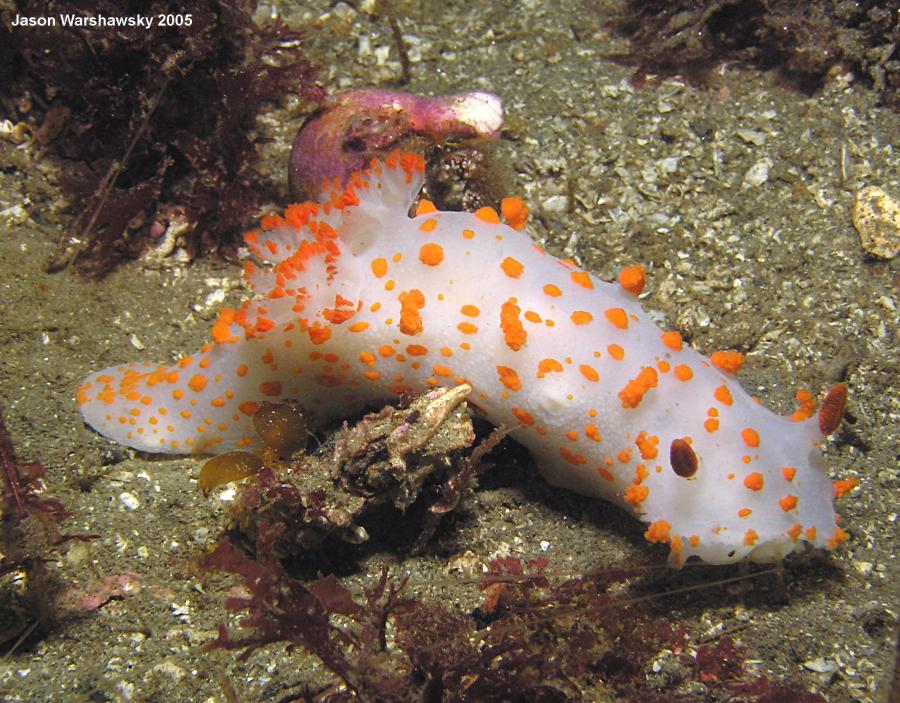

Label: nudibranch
[78,152,855,565]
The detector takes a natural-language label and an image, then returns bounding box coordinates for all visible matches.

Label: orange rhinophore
[818,383,848,435]
[501,196,529,230]
[669,438,698,478]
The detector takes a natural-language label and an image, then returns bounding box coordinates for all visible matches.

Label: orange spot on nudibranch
[779,495,798,512]
[635,431,659,460]
[418,242,444,266]
[398,289,425,336]
[259,381,282,397]
[475,206,500,224]
[371,258,388,277]
[212,308,239,344]
[579,364,599,382]
[644,520,671,543]
[791,389,817,421]
[604,308,628,329]
[673,364,693,381]
[501,257,524,279]
[559,447,587,465]
[537,358,564,377]
[827,527,849,550]
[308,323,332,345]
[496,366,521,392]
[618,367,658,408]
[189,374,208,392]
[511,407,534,426]
[570,271,593,289]
[625,483,649,506]
[415,199,437,216]
[743,472,764,491]
[570,310,593,325]
[500,298,527,352]
[584,424,601,442]
[833,477,858,498]
[660,331,682,352]
[741,428,760,448]
[714,384,733,406]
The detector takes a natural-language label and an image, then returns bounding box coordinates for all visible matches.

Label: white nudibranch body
[78,152,854,565]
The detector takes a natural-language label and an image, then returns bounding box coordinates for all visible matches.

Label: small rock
[150,660,188,682]
[851,186,900,259]
[543,195,568,213]
[853,560,873,576]
[118,491,140,510]
[446,549,481,576]
[736,128,766,146]
[803,657,837,674]
[743,158,772,188]
[1,204,29,225]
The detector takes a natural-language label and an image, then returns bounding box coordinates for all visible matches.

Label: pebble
[851,186,900,259]
[736,127,767,146]
[543,195,568,213]
[118,491,140,510]
[803,657,837,674]
[743,157,773,187]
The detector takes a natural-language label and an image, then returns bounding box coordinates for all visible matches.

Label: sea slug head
[640,383,852,566]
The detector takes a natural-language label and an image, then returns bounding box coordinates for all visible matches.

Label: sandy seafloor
[0,0,897,701]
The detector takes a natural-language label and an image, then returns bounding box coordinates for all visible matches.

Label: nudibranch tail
[78,150,856,566]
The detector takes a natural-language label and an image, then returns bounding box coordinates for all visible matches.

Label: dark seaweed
[205,541,827,702]
[0,0,323,274]
[611,0,899,109]
[0,403,87,648]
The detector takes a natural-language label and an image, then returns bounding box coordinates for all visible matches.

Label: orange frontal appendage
[501,196,529,230]
[618,265,645,296]
[710,350,745,374]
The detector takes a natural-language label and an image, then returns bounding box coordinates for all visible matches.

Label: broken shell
[851,186,900,259]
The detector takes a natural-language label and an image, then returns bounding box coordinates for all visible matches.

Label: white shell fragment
[851,186,900,259]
